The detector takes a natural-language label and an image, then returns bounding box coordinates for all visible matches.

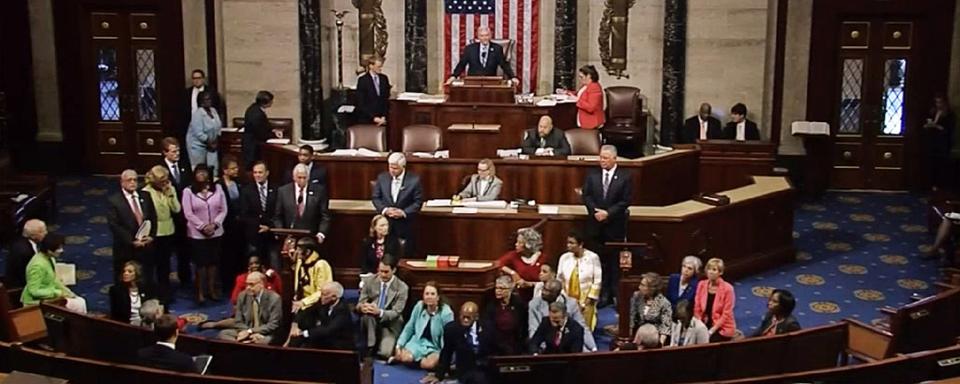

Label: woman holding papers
[456,159,503,202]
[21,233,87,313]
[182,165,228,304]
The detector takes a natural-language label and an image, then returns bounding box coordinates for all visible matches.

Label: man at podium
[447,26,519,86]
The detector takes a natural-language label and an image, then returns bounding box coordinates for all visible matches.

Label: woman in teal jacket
[390,281,454,370]
[21,233,87,313]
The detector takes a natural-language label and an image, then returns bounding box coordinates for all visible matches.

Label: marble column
[554,0,577,91]
[299,0,323,140]
[659,0,686,145]
[405,0,427,92]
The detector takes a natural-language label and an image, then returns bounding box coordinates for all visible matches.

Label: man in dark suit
[240,161,280,269]
[428,301,495,384]
[287,281,355,350]
[679,103,723,143]
[372,153,423,256]
[355,56,391,125]
[521,115,571,156]
[447,26,518,85]
[528,301,585,355]
[581,145,633,307]
[241,91,279,170]
[107,169,158,285]
[282,145,327,188]
[138,314,198,373]
[3,219,47,288]
[182,69,223,142]
[273,163,332,244]
[158,137,192,289]
[722,103,761,141]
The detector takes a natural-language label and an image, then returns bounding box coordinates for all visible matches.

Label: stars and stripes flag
[444,0,539,94]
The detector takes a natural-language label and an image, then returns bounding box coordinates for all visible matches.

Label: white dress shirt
[736,121,746,141]
[699,117,708,140]
[191,86,205,114]
[390,172,404,203]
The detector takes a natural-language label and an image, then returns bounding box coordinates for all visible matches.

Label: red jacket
[576,82,605,129]
[693,277,737,338]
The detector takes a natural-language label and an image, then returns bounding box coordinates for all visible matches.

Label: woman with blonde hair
[142,165,181,300]
[694,258,737,342]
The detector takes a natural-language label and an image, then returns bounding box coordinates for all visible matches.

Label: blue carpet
[0,176,942,383]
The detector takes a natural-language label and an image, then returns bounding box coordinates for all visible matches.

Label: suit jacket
[481,294,528,355]
[521,128,572,156]
[4,237,36,288]
[693,277,737,338]
[358,275,409,333]
[234,289,282,337]
[239,181,278,239]
[272,182,332,237]
[109,283,157,323]
[528,294,597,352]
[680,116,723,143]
[452,42,515,78]
[752,313,801,337]
[107,190,159,263]
[294,299,355,350]
[355,72,391,124]
[436,320,496,381]
[371,172,423,218]
[722,119,761,141]
[581,167,633,239]
[242,103,270,166]
[457,174,503,202]
[528,317,584,355]
[359,235,403,274]
[282,163,328,188]
[216,179,244,223]
[159,158,192,198]
[665,274,699,309]
[182,85,224,135]
[21,252,73,305]
[137,343,197,373]
[576,82,605,129]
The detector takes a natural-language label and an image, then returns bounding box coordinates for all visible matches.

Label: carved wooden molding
[353,0,388,67]
[598,0,635,79]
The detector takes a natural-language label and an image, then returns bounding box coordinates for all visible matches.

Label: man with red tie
[528,301,584,355]
[107,169,158,284]
[273,163,332,243]
[679,103,723,144]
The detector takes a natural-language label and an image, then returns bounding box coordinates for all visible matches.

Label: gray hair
[323,281,344,298]
[600,144,618,157]
[681,255,703,273]
[495,275,514,290]
[516,227,543,253]
[548,301,567,315]
[388,152,406,167]
[120,169,138,180]
[140,299,163,327]
[636,324,660,349]
[292,163,309,177]
[247,271,265,283]
[22,219,46,238]
[477,25,491,34]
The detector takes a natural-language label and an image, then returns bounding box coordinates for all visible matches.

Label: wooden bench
[490,322,848,384]
[0,283,57,344]
[848,287,960,360]
[0,341,316,384]
[40,303,367,384]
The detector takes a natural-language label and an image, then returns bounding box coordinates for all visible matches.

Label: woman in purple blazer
[182,164,227,304]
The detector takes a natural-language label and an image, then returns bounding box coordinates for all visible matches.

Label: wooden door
[807,0,954,191]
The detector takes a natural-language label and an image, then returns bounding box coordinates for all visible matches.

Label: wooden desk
[387,100,577,158]
[323,176,794,287]
[261,144,700,206]
[397,259,498,312]
[687,140,778,193]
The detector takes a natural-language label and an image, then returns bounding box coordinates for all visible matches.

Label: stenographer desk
[323,176,794,287]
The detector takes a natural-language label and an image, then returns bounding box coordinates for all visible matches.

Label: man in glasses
[182,69,223,142]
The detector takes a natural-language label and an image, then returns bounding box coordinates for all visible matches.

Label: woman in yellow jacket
[291,237,332,313]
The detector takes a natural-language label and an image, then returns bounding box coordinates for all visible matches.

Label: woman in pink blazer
[574,65,605,129]
[693,258,736,342]
[181,164,228,304]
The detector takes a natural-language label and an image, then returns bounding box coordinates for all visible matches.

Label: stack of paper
[329,148,382,157]
[425,199,453,207]
[266,138,291,145]
[55,262,76,286]
[791,121,830,135]
[463,200,508,209]
[417,95,447,104]
[397,92,424,101]
[497,149,522,158]
[535,98,557,107]
[538,205,560,215]
[452,207,479,214]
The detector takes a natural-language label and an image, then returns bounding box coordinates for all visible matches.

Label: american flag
[444,0,539,94]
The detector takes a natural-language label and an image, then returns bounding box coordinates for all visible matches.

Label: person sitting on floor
[357,255,409,359]
[137,314,198,373]
[390,281,454,371]
[752,288,801,337]
[668,299,709,347]
[483,275,528,355]
[287,281,355,350]
[291,237,333,313]
[202,272,282,344]
[528,279,597,352]
[230,255,281,306]
[109,260,156,325]
[528,301,584,355]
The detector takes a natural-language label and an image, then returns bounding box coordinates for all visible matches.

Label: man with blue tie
[429,301,494,384]
[355,56,391,126]
[447,26,519,86]
[581,145,633,308]
[357,255,409,360]
[372,153,423,256]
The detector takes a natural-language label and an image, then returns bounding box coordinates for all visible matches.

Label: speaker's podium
[448,76,516,104]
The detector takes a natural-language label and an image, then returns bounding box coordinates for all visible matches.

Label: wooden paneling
[691,140,777,193]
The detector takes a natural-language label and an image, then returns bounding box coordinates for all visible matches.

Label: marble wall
[778,0,813,156]
[27,0,61,142]
[182,0,208,85]
[318,0,406,93]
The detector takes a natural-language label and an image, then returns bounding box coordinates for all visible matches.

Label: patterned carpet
[0,176,943,383]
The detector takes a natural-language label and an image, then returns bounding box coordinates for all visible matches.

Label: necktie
[602,172,611,199]
[259,183,267,212]
[378,283,387,309]
[469,325,479,353]
[373,75,380,96]
[568,258,581,300]
[553,326,562,347]
[129,193,143,225]
[296,187,305,218]
[700,121,707,140]
[391,178,401,202]
[171,163,180,184]
[539,137,546,148]
[480,46,488,67]
[252,298,261,328]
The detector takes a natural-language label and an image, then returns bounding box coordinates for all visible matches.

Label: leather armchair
[565,129,601,155]
[346,124,387,151]
[402,125,443,153]
[603,86,646,155]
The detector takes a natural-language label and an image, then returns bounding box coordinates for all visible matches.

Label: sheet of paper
[337,105,356,113]
[535,99,557,107]
[452,207,479,214]
[135,220,151,241]
[425,199,453,207]
[55,262,76,286]
[356,148,382,157]
[538,205,560,215]
[397,92,424,101]
[463,200,508,209]
[266,138,291,145]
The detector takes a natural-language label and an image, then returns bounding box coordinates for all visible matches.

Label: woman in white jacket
[556,231,602,330]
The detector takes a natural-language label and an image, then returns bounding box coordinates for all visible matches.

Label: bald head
[246,271,265,294]
[542,279,563,303]
[537,115,554,137]
[698,103,712,120]
[459,301,480,327]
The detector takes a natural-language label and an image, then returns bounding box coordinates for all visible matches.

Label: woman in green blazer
[390,282,454,371]
[21,234,86,313]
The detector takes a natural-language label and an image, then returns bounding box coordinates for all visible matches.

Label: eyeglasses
[192,77,204,80]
